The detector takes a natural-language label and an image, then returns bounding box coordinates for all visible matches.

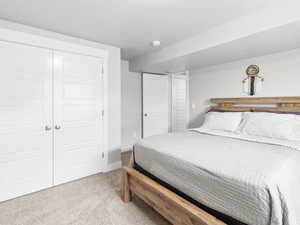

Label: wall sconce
[242,65,264,96]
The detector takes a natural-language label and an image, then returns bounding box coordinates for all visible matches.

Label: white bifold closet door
[0,41,53,201]
[53,51,104,185]
[171,75,188,131]
[142,73,169,138]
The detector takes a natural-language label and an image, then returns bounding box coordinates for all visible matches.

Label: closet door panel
[171,76,188,131]
[0,41,53,202]
[53,51,103,185]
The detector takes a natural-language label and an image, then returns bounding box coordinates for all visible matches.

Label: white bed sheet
[133,128,300,225]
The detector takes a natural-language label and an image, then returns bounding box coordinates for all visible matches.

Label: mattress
[133,128,300,225]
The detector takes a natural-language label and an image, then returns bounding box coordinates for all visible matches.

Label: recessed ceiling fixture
[151,40,161,47]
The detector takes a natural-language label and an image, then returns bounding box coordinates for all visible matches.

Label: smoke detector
[150,40,161,47]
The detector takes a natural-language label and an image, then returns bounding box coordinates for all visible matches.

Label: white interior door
[53,51,104,185]
[142,73,169,138]
[0,41,53,202]
[171,75,188,131]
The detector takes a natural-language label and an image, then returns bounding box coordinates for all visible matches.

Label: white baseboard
[104,161,122,172]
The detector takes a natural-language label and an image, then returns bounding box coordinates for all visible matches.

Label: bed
[122,97,300,225]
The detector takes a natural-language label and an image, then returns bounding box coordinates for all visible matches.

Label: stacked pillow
[201,111,243,132]
[201,110,300,141]
[240,112,297,141]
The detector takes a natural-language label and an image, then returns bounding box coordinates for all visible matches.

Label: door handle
[144,113,148,117]
[55,125,61,130]
[45,125,52,131]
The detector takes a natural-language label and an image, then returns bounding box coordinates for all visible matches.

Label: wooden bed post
[122,167,131,203]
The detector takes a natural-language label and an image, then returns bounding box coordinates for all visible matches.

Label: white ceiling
[0,0,269,59]
[136,21,300,73]
[129,1,300,72]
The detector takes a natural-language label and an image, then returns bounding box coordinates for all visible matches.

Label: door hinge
[101,66,104,79]
[101,110,104,118]
[102,152,104,159]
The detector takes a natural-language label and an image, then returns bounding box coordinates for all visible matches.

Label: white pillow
[201,112,243,132]
[240,112,297,140]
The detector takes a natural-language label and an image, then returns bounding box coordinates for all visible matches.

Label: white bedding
[133,128,300,225]
[239,112,299,141]
[201,111,243,132]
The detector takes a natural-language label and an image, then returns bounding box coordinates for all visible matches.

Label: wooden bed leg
[121,166,228,225]
[122,167,131,203]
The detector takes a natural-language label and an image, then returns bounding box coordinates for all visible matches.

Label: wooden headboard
[210,97,300,112]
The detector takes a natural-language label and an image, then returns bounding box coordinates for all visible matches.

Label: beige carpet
[0,152,169,225]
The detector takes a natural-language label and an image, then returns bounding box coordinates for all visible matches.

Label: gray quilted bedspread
[134,130,300,225]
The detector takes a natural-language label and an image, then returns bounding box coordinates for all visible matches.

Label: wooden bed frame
[122,96,300,225]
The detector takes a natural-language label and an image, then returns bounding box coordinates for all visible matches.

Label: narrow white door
[142,73,169,138]
[53,51,104,185]
[0,41,53,202]
[171,75,188,131]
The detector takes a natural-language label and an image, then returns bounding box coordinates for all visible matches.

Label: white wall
[189,48,300,128]
[121,61,141,151]
[0,19,122,171]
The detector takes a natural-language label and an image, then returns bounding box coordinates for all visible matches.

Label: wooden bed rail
[122,166,227,225]
[210,96,300,112]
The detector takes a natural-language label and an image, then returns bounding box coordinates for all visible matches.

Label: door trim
[0,27,108,59]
